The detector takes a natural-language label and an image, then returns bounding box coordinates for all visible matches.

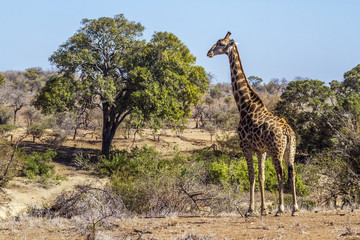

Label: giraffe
[207,32,299,216]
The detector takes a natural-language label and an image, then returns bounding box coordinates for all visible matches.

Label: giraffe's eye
[219,42,225,46]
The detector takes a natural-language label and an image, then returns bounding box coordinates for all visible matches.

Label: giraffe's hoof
[275,211,282,217]
[292,211,299,216]
[245,210,254,217]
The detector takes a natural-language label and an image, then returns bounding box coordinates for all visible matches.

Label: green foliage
[0,141,21,186]
[299,199,316,210]
[330,65,360,128]
[0,74,4,86]
[0,107,15,136]
[271,64,360,207]
[189,149,309,196]
[208,158,230,184]
[38,14,208,155]
[0,106,12,125]
[342,64,360,92]
[0,124,16,136]
[21,150,57,183]
[209,85,222,99]
[33,74,76,114]
[216,133,241,153]
[97,146,165,178]
[224,95,233,104]
[27,123,47,142]
[129,31,209,128]
[24,67,43,81]
[96,147,309,214]
[98,146,183,214]
[248,76,263,87]
[205,95,214,105]
[275,79,334,153]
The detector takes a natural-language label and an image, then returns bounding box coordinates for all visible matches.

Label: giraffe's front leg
[244,150,255,217]
[257,152,267,216]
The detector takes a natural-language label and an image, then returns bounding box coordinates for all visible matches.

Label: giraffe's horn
[225,31,231,39]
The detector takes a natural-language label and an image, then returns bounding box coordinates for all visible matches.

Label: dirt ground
[0,210,359,239]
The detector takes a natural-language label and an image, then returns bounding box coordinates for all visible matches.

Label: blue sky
[1,0,359,83]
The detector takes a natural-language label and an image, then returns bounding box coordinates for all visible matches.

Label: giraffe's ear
[225,31,231,39]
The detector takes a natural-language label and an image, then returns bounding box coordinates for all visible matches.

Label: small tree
[209,85,223,99]
[248,75,263,87]
[27,123,47,143]
[0,107,12,125]
[23,106,42,127]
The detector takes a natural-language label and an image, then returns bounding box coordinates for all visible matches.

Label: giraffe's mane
[232,44,267,109]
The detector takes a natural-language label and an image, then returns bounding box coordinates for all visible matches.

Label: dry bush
[45,128,69,146]
[28,184,127,237]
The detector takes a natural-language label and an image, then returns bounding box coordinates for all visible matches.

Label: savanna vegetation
[1,13,360,239]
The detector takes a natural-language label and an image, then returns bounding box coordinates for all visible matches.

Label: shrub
[27,185,126,238]
[98,147,185,215]
[216,133,241,154]
[193,149,309,196]
[21,150,58,184]
[208,161,229,184]
[96,147,309,216]
[27,123,47,143]
[0,141,21,186]
[0,124,16,136]
[0,107,12,124]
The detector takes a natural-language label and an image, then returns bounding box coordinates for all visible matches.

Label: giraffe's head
[207,32,235,58]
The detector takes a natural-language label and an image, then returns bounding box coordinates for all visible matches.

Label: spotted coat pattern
[207,32,299,216]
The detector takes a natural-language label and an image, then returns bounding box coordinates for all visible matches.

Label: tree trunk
[101,129,115,157]
[101,103,131,156]
[13,104,23,125]
[101,106,117,156]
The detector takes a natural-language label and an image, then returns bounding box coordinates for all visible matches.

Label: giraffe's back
[237,111,292,153]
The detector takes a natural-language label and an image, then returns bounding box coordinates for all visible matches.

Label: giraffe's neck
[228,45,266,119]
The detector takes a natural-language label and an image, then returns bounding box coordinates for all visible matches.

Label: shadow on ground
[19,141,100,166]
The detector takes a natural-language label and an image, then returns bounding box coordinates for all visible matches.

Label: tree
[248,76,263,87]
[342,64,360,92]
[331,64,360,130]
[35,14,208,155]
[275,79,334,153]
[9,89,26,124]
[209,85,222,99]
[27,123,47,143]
[24,67,43,81]
[24,67,45,92]
[0,71,37,124]
[316,65,360,206]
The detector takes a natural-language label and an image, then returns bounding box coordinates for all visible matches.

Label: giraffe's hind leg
[271,152,285,216]
[284,134,299,216]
